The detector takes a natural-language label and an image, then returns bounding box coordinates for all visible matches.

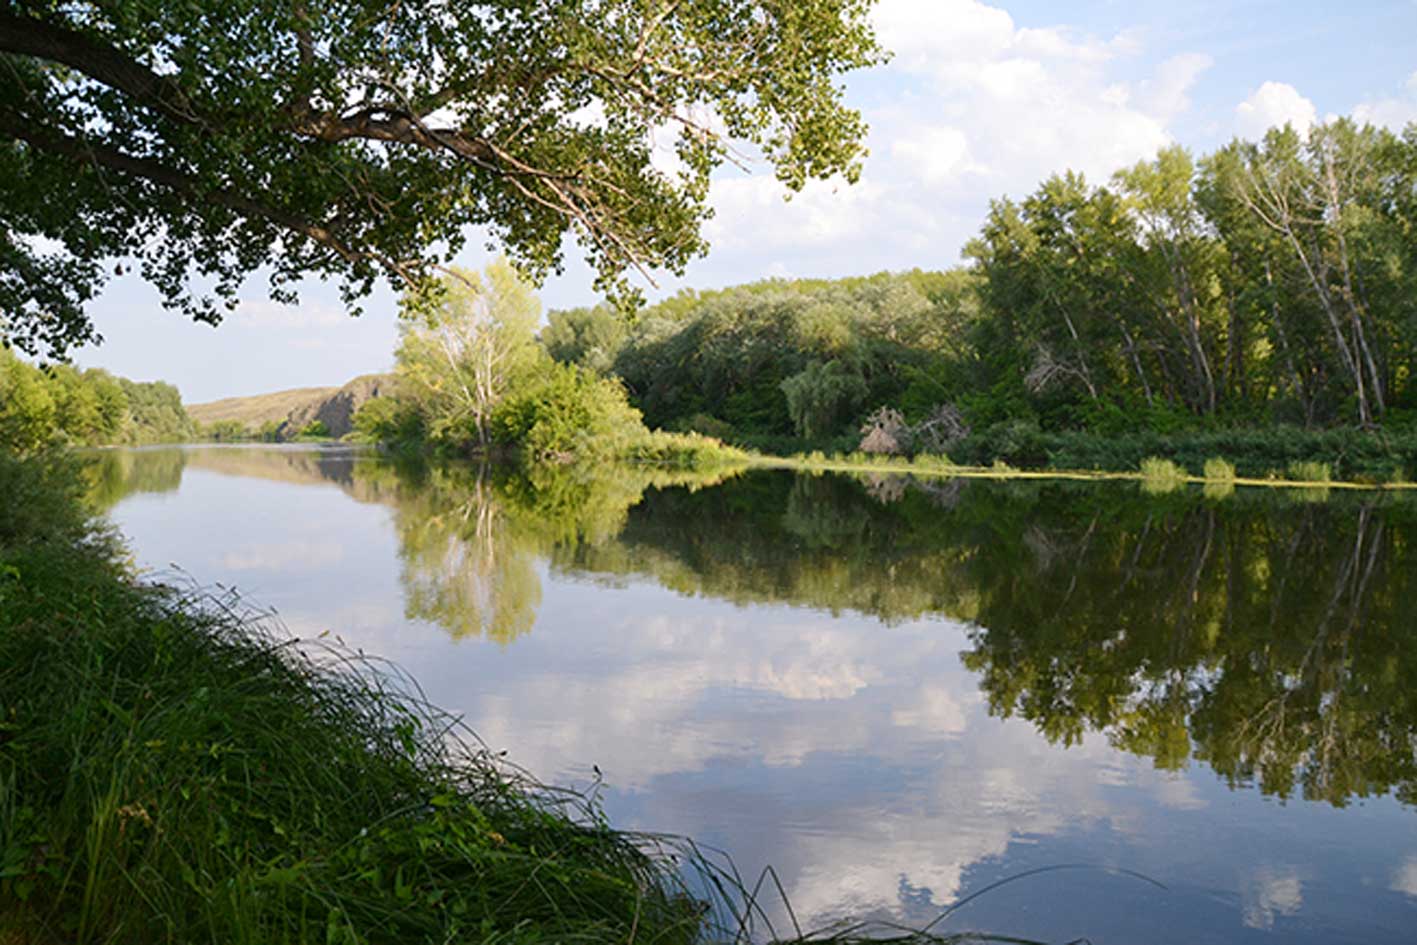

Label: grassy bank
[754,451,1416,493]
[0,453,711,944]
[749,426,1417,492]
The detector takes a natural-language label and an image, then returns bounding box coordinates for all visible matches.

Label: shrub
[1140,456,1187,481]
[1140,457,1188,494]
[1288,460,1332,483]
[1203,457,1237,482]
[492,361,645,462]
[669,412,735,440]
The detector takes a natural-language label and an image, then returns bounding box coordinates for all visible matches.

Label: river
[90,444,1417,944]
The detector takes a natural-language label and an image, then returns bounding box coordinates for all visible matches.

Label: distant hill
[187,374,392,439]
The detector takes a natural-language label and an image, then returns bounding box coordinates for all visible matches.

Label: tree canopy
[0,0,881,356]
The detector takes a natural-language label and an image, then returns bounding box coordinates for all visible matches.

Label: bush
[1140,456,1188,494]
[492,361,645,462]
[1203,457,1237,482]
[352,395,425,448]
[1288,460,1332,483]
[619,431,749,470]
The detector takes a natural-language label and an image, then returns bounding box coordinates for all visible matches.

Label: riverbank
[750,451,1417,493]
[739,426,1417,492]
[0,453,708,944]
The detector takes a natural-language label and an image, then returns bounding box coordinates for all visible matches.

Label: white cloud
[1353,70,1417,130]
[1241,866,1303,930]
[1392,856,1417,898]
[890,126,977,185]
[690,0,1209,272]
[1139,53,1215,121]
[1235,81,1317,138]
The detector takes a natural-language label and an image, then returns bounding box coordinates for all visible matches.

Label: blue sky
[73,0,1417,403]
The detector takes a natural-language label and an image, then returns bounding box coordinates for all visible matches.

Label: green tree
[542,304,629,375]
[117,379,196,444]
[492,361,645,462]
[0,348,55,453]
[1114,146,1226,415]
[0,0,881,357]
[396,260,543,450]
[781,359,868,438]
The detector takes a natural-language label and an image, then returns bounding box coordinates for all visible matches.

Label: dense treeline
[0,347,195,452]
[545,270,977,448]
[967,121,1417,430]
[544,118,1417,464]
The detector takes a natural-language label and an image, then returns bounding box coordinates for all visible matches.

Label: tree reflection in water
[93,447,1417,809]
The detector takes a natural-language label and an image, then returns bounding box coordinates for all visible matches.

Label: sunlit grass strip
[751,451,1417,493]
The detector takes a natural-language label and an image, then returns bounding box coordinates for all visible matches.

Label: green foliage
[0,348,196,450]
[1203,457,1237,482]
[1,1,881,358]
[297,419,329,439]
[376,266,757,471]
[943,426,1417,481]
[781,359,869,438]
[205,419,253,442]
[1139,456,1188,494]
[492,361,646,462]
[1140,456,1188,481]
[541,304,629,375]
[117,377,198,444]
[667,412,737,440]
[395,260,543,450]
[351,396,424,449]
[612,273,960,441]
[1288,460,1332,483]
[0,348,56,453]
[966,120,1417,431]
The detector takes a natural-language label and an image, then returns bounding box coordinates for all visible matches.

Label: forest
[0,346,195,450]
[526,120,1417,476]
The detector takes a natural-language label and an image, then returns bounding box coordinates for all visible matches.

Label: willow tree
[0,0,882,356]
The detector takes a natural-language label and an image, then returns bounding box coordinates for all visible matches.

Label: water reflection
[94,447,1417,942]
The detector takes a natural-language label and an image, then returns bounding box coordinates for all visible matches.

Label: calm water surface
[93,445,1417,944]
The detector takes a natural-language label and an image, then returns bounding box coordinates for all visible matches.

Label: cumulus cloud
[1235,81,1317,138]
[1241,866,1304,930]
[1139,53,1215,121]
[1353,70,1417,130]
[686,0,1210,275]
[1392,856,1417,898]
